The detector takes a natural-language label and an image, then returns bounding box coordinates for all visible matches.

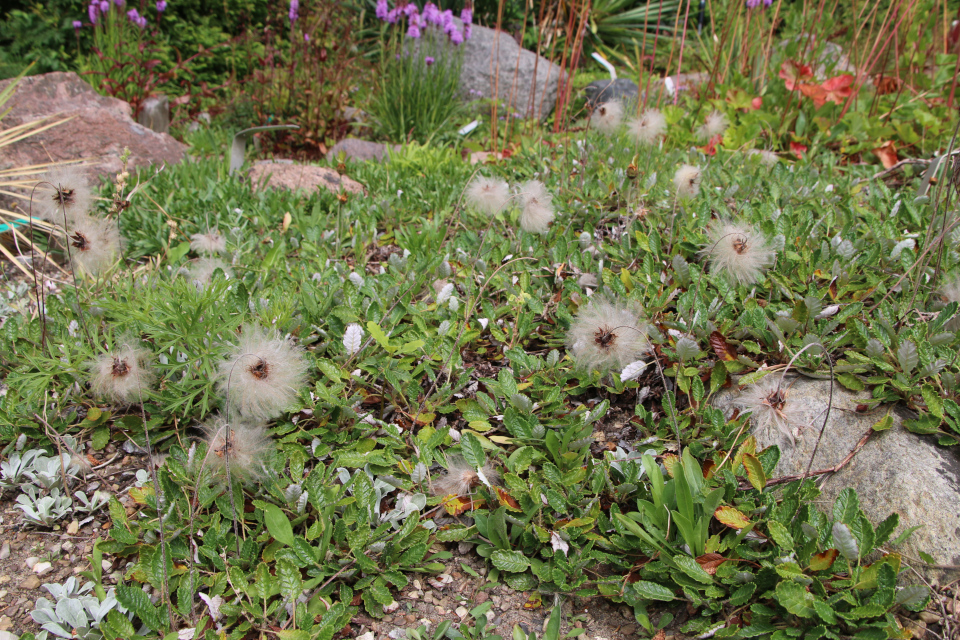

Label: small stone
[356,633,375,640]
[23,558,38,570]
[101,560,112,572]
[0,618,11,632]
[18,576,39,590]
[404,614,417,624]
[413,580,422,590]
[32,562,53,576]
[0,629,15,640]
[918,611,940,624]
[0,590,7,600]
[61,541,73,552]
[474,591,489,604]
[0,546,8,561]
[66,521,79,535]
[455,607,468,618]
[621,625,636,635]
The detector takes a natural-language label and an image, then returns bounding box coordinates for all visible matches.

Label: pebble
[0,631,16,640]
[918,611,940,624]
[621,625,637,635]
[66,521,79,535]
[356,633,374,640]
[102,560,112,572]
[404,614,417,624]
[18,576,39,590]
[455,606,468,618]
[62,541,73,552]
[23,558,38,570]
[0,590,6,600]
[32,562,53,576]
[0,618,11,632]
[475,591,489,604]
[0,545,8,561]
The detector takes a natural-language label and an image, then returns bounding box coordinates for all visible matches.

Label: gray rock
[137,94,170,135]
[713,376,960,581]
[584,78,639,107]
[0,72,186,186]
[0,631,19,640]
[458,22,566,120]
[327,138,399,163]
[247,160,365,196]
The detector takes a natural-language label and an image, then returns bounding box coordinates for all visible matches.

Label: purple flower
[449,28,463,45]
[440,9,454,33]
[288,0,299,23]
[127,8,141,23]
[407,22,421,38]
[745,0,762,6]
[422,2,440,25]
[304,33,310,42]
[99,0,109,13]
[464,24,472,40]
[88,3,98,23]
[425,56,435,66]
[460,7,472,24]
[402,3,418,18]
[375,0,389,21]
[156,1,167,12]
[763,0,773,5]
[386,7,399,23]
[112,0,124,6]
[73,20,83,29]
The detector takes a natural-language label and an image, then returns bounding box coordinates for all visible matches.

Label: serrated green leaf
[922,384,943,418]
[832,522,859,561]
[491,550,530,573]
[460,431,486,469]
[742,453,766,491]
[92,426,110,451]
[775,581,815,618]
[673,555,713,584]
[630,580,676,601]
[767,520,794,550]
[368,578,394,605]
[263,503,295,547]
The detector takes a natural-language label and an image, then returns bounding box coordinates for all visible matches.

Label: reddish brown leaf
[874,74,901,96]
[709,331,737,361]
[810,548,839,571]
[873,141,898,169]
[779,60,814,91]
[696,553,728,575]
[790,141,808,158]
[702,459,716,479]
[441,495,484,516]
[829,278,839,300]
[495,486,521,511]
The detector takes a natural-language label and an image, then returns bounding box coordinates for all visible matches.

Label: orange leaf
[873,140,898,169]
[709,331,737,361]
[714,505,751,529]
[441,495,484,516]
[523,593,542,609]
[696,553,729,575]
[821,74,855,105]
[495,486,521,511]
[810,548,839,571]
[798,82,828,108]
[662,454,679,478]
[779,60,814,91]
[790,141,808,158]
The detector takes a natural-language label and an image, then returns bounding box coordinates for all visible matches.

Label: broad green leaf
[263,503,295,547]
[832,522,859,561]
[460,431,486,469]
[630,580,676,601]
[491,550,530,573]
[767,520,794,550]
[775,581,816,618]
[742,453,766,491]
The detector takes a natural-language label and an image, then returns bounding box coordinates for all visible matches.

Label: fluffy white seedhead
[465,176,511,216]
[217,324,309,420]
[200,416,275,483]
[590,101,624,136]
[702,219,776,285]
[673,164,702,200]
[88,344,155,404]
[188,257,233,288]
[565,296,650,372]
[190,229,227,254]
[66,215,122,275]
[697,110,728,141]
[626,109,667,145]
[733,376,803,444]
[431,455,500,496]
[518,180,555,234]
[34,165,93,224]
[748,149,779,167]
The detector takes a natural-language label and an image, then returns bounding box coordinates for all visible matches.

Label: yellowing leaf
[714,505,751,529]
[742,453,766,491]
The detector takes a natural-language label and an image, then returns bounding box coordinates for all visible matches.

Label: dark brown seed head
[70,231,90,251]
[732,236,749,255]
[249,359,270,380]
[765,388,786,412]
[111,357,130,377]
[594,327,617,350]
[53,187,75,207]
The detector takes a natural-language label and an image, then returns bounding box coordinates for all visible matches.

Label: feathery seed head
[590,101,624,136]
[698,110,728,141]
[702,219,776,285]
[673,164,702,199]
[190,229,227,254]
[518,180,555,234]
[34,165,93,224]
[67,215,122,275]
[748,149,779,167]
[626,109,667,145]
[465,176,511,216]
[217,324,308,420]
[200,416,275,483]
[431,455,499,496]
[188,257,233,288]
[565,296,650,372]
[88,344,155,403]
[733,376,803,444]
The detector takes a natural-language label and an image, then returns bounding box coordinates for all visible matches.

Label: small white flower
[343,323,364,355]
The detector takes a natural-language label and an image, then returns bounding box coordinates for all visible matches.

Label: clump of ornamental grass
[88,344,155,404]
[66,215,122,275]
[187,257,233,288]
[518,180,555,234]
[627,109,666,145]
[217,324,308,420]
[190,228,227,254]
[697,110,728,141]
[431,455,499,496]
[200,415,275,483]
[589,101,624,136]
[733,375,804,444]
[33,165,93,224]
[465,175,510,216]
[673,165,702,200]
[565,296,650,372]
[702,219,776,285]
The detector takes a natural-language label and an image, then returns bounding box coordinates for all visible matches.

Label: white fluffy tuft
[200,416,275,483]
[188,257,233,288]
[565,296,650,372]
[626,109,667,145]
[589,101,624,136]
[702,219,776,285]
[518,180,555,234]
[88,344,155,404]
[217,324,309,420]
[697,110,728,141]
[465,176,511,216]
[431,455,499,496]
[673,165,702,199]
[34,165,94,224]
[733,376,804,444]
[190,229,227,254]
[66,215,122,275]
